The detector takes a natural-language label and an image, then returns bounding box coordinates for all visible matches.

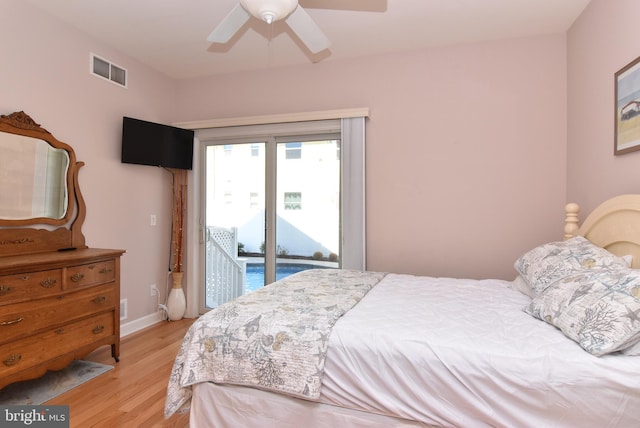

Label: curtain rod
[173,108,370,130]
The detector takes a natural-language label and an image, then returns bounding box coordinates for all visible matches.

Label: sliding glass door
[203,135,341,309]
[274,139,340,287]
[203,141,266,308]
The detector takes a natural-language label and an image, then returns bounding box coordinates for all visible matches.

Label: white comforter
[319,273,640,427]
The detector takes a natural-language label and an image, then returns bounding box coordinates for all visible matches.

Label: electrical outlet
[150,214,157,226]
[120,299,128,321]
[150,284,158,296]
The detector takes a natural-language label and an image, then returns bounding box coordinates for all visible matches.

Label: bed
[165,194,640,427]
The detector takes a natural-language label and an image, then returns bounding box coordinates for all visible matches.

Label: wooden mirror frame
[0,111,87,256]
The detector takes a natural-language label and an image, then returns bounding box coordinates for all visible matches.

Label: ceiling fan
[207,0,331,54]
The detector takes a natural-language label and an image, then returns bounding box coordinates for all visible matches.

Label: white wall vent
[120,298,128,321]
[91,53,127,88]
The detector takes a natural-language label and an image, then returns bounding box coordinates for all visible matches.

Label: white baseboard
[120,311,165,337]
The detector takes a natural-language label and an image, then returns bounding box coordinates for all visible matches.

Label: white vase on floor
[167,271,186,321]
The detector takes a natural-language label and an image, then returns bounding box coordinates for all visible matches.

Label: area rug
[0,360,113,405]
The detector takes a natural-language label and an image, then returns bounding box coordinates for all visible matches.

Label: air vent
[91,53,127,88]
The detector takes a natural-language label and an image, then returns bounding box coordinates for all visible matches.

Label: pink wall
[567,0,640,213]
[0,1,179,323]
[1,1,571,326]
[176,35,568,279]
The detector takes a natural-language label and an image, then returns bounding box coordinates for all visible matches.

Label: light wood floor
[46,317,195,427]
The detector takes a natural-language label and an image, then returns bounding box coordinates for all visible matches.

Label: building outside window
[285,142,302,159]
[250,192,259,208]
[284,192,302,210]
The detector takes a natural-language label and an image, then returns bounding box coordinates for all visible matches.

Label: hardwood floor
[45,317,195,427]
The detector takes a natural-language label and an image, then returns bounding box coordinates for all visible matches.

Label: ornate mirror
[0,112,86,256]
[0,131,69,221]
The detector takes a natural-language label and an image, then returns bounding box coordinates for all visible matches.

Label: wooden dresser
[0,248,124,389]
[0,111,126,390]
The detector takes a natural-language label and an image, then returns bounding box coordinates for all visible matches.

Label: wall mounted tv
[121,116,194,170]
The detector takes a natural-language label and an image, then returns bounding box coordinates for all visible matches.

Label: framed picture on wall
[615,55,640,155]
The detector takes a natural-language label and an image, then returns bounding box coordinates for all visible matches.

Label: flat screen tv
[121,117,194,170]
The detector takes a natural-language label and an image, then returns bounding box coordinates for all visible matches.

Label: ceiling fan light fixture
[240,0,298,24]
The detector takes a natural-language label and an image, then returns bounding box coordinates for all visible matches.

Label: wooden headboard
[564,194,640,269]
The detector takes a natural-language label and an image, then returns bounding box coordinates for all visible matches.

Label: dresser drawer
[0,284,116,345]
[65,259,116,290]
[0,311,115,378]
[0,269,62,305]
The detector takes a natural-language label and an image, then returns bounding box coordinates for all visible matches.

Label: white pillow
[621,340,640,356]
[510,276,534,298]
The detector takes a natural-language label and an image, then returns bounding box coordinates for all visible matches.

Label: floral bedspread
[164,269,386,417]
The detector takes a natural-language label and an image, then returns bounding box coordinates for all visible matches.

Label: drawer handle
[0,285,12,296]
[0,317,24,326]
[3,354,21,366]
[71,273,85,282]
[92,325,105,334]
[93,295,107,304]
[99,268,113,275]
[40,278,57,288]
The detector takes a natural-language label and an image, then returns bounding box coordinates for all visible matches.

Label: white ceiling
[26,0,591,80]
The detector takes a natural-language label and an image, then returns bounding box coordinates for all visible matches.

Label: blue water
[245,263,332,292]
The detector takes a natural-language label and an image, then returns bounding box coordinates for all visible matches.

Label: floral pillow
[525,268,640,356]
[514,236,628,295]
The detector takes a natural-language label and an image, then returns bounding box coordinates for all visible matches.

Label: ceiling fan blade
[285,6,331,54]
[207,4,251,43]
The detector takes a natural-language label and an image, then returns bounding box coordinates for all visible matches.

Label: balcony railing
[205,226,246,308]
